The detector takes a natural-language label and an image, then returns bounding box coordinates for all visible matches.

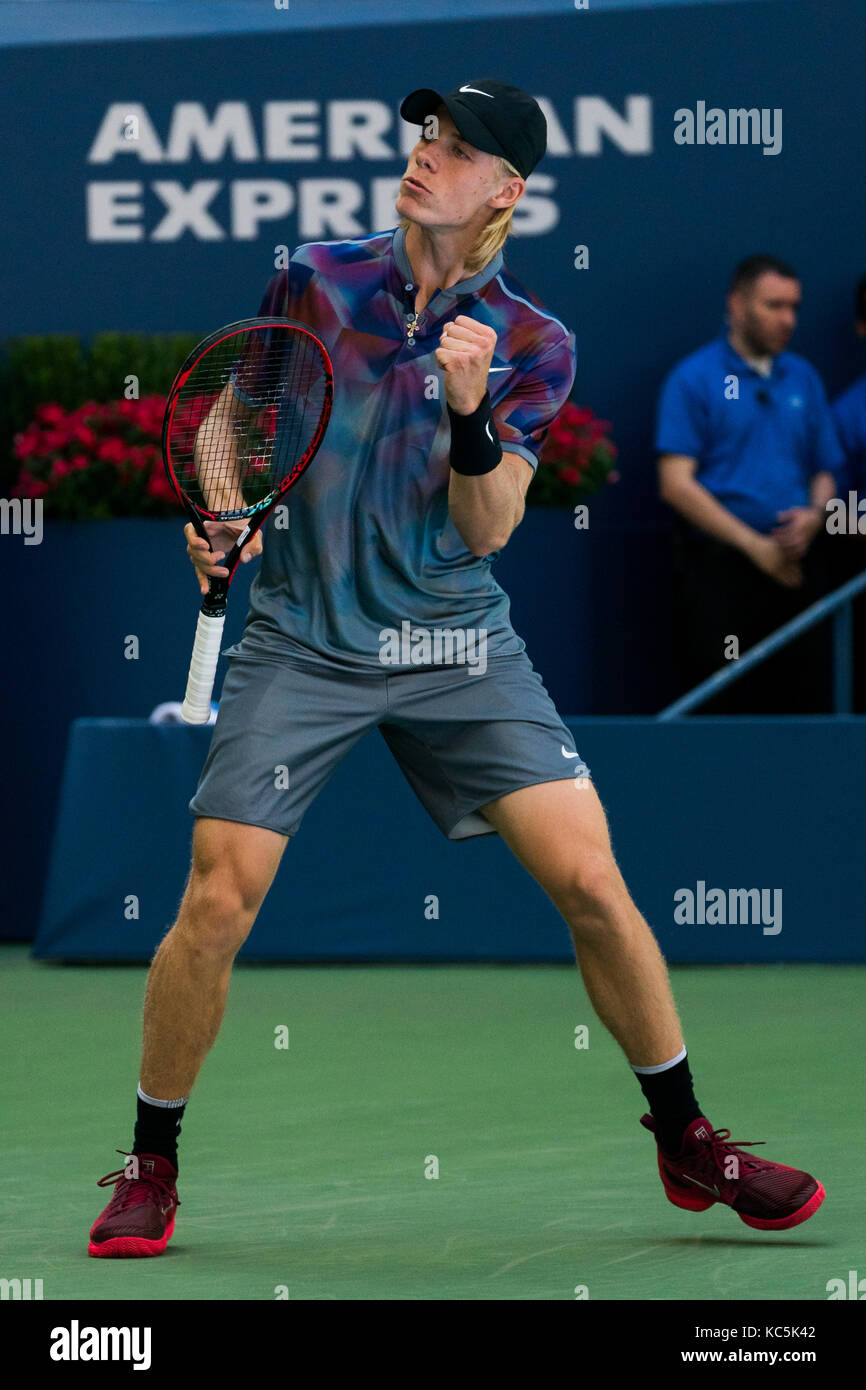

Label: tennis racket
[162,316,333,723]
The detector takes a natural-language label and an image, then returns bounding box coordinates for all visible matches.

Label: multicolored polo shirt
[228,224,577,671]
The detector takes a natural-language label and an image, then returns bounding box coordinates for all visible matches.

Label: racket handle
[181,609,226,724]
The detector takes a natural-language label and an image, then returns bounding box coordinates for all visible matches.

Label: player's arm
[437,314,535,555]
[185,267,292,590]
[193,380,255,513]
[658,453,801,587]
[186,382,261,593]
[448,447,530,556]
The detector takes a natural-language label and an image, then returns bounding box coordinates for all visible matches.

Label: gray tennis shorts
[189,645,591,841]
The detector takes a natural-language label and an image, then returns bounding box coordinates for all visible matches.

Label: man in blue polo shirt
[829,273,866,709]
[657,254,844,712]
[831,273,866,501]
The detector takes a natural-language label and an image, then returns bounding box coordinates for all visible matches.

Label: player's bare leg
[89,818,287,1256]
[478,776,827,1229]
[479,779,684,1067]
[140,817,288,1099]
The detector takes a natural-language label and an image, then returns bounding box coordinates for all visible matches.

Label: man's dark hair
[855,273,866,325]
[728,255,798,295]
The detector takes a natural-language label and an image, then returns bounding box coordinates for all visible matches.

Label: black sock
[132,1090,186,1171]
[634,1054,702,1155]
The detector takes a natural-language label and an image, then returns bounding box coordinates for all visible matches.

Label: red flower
[12,386,229,516]
[534,399,619,501]
[96,437,127,464]
[147,469,177,504]
[13,430,40,459]
[588,418,612,438]
[35,402,67,425]
[42,427,73,452]
[16,478,49,499]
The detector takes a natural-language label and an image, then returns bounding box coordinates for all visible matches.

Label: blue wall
[2,0,863,714]
[35,713,866,963]
[0,1,783,50]
[0,1,781,49]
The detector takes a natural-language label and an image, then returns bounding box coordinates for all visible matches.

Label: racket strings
[168,327,329,516]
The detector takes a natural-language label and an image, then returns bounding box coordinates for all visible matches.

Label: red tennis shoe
[641,1114,825,1230]
[88,1151,179,1257]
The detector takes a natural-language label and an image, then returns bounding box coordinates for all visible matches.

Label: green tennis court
[2,946,858,1301]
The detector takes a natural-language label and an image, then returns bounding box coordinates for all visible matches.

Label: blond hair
[398,155,522,278]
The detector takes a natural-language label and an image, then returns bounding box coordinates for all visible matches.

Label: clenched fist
[435,315,497,415]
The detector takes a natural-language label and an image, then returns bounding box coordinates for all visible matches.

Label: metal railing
[658,568,866,719]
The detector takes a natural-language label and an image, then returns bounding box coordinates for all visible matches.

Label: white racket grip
[181,609,226,724]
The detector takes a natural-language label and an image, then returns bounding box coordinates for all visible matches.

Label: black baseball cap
[399,79,546,179]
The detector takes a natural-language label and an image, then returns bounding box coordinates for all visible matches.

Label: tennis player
[89,79,824,1257]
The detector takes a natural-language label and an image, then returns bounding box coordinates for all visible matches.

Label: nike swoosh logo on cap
[488,366,511,372]
[459,85,493,98]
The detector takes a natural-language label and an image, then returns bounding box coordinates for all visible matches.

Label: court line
[490,1243,581,1277]
[600,1246,656,1266]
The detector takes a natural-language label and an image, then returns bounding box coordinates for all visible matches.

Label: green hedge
[1,331,617,510]
[0,332,201,494]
